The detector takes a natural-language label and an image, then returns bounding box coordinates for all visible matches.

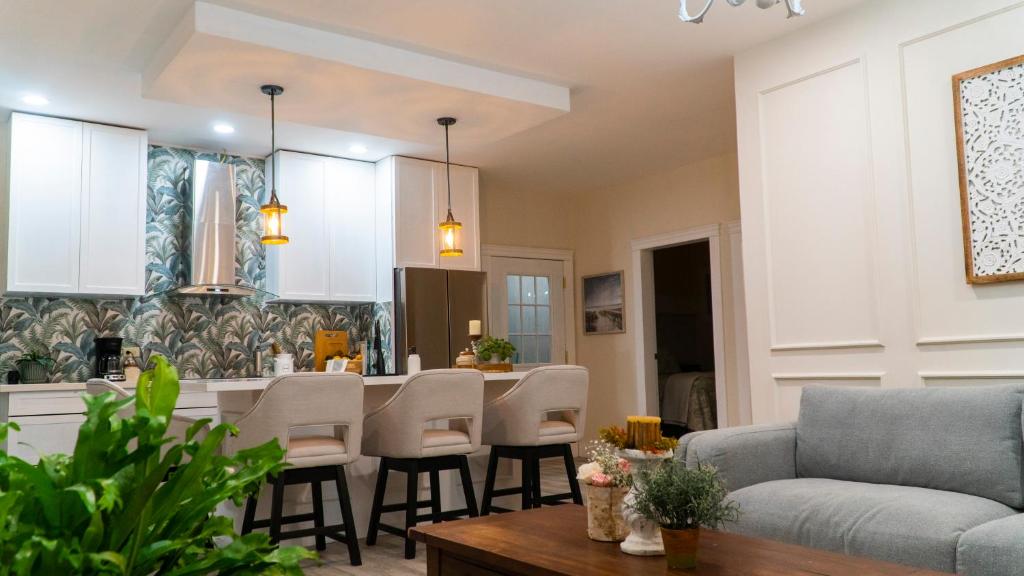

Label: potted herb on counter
[475,336,515,364]
[16,349,54,384]
[630,460,739,569]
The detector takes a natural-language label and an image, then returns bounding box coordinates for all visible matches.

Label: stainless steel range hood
[175,160,257,296]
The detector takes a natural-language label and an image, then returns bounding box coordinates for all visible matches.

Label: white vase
[585,484,629,542]
[619,448,674,556]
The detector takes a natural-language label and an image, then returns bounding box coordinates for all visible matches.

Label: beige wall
[481,151,744,440]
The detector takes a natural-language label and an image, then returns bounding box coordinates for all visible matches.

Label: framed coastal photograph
[583,271,625,334]
[953,53,1024,284]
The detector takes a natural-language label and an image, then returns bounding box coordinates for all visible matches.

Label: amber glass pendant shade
[439,208,463,257]
[260,190,289,245]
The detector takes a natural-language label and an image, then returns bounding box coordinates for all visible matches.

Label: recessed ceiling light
[21,94,49,106]
[213,123,235,134]
[349,144,368,154]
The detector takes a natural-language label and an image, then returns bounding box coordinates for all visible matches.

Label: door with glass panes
[486,256,566,368]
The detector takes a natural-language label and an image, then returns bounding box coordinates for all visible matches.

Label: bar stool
[363,369,484,559]
[85,378,207,454]
[480,365,588,515]
[225,373,364,566]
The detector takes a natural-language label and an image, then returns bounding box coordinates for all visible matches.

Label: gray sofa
[677,384,1024,575]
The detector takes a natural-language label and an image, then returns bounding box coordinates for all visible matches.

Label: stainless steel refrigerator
[393,268,487,373]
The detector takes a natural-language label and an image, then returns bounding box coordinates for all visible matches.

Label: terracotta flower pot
[585,484,629,542]
[661,526,700,569]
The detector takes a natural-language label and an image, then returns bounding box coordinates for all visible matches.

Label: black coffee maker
[95,337,125,382]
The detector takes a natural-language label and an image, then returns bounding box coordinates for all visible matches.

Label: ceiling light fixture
[21,94,49,106]
[260,84,288,245]
[349,144,368,154]
[679,0,804,24]
[213,122,235,134]
[437,117,462,258]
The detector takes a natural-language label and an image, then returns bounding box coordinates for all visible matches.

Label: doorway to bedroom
[652,241,717,437]
[630,224,727,438]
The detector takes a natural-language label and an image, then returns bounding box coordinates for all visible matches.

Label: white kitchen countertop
[0,371,527,395]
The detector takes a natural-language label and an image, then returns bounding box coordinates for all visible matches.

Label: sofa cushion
[956,513,1024,576]
[797,384,1024,507]
[726,478,1016,573]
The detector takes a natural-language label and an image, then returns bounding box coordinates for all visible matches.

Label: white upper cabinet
[4,113,146,296]
[392,156,439,269]
[266,151,329,301]
[80,123,147,295]
[379,156,481,274]
[326,157,376,302]
[265,151,377,303]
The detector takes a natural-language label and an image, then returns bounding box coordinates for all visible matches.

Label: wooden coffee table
[409,505,952,575]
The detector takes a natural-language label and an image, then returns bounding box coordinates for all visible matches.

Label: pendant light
[260,84,288,245]
[437,117,462,257]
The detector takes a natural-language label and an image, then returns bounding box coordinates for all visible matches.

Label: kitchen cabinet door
[266,152,329,301]
[4,413,85,464]
[6,113,83,294]
[393,156,439,269]
[434,163,480,271]
[79,122,147,295]
[326,157,376,302]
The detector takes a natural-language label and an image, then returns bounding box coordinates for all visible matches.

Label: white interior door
[486,257,566,368]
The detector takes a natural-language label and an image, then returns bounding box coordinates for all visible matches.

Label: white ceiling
[0,0,863,196]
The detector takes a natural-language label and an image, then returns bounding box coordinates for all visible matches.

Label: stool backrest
[224,372,364,460]
[484,365,589,445]
[362,369,484,458]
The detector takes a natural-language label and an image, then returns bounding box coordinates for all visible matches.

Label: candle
[469,320,482,336]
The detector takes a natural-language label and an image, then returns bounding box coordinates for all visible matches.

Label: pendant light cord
[270,91,276,201]
[445,121,452,212]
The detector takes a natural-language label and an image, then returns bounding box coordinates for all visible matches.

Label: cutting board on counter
[314,329,349,372]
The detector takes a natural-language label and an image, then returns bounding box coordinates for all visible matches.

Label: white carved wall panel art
[954,54,1024,284]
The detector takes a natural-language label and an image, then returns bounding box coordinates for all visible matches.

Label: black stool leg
[429,469,442,523]
[520,456,534,510]
[366,458,389,546]
[562,444,583,504]
[241,494,257,535]
[481,447,499,515]
[311,479,326,551]
[334,465,362,566]
[458,455,479,517]
[269,473,285,544]
[530,450,542,508]
[404,460,420,559]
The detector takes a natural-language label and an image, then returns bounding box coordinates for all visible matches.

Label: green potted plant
[630,460,740,569]
[475,336,516,364]
[0,354,315,574]
[16,349,55,384]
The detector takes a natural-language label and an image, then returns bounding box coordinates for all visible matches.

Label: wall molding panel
[736,0,1024,423]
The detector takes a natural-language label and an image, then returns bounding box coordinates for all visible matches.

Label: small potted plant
[630,460,740,569]
[16,349,54,384]
[577,441,632,541]
[475,336,515,364]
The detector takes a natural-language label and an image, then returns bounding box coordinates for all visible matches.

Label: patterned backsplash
[0,146,392,382]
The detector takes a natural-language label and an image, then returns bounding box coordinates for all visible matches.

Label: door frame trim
[481,245,576,365]
[630,224,728,428]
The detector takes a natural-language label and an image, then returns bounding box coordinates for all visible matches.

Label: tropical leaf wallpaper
[0,145,392,382]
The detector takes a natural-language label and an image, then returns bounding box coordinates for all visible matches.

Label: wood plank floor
[302,459,576,575]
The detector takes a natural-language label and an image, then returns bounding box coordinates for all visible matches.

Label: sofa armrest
[957,513,1024,576]
[676,423,797,492]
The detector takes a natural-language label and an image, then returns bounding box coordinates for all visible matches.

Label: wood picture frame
[953,53,1024,284]
[582,271,625,335]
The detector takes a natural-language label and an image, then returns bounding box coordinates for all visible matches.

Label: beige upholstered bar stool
[363,369,484,560]
[224,372,364,566]
[480,365,588,514]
